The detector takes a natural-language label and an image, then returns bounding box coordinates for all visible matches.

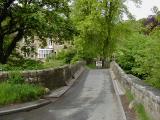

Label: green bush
[56,50,67,60]
[116,20,160,88]
[116,27,160,88]
[56,48,77,64]
[22,59,43,70]
[116,32,150,79]
[0,83,45,105]
[71,55,81,64]
[0,64,20,71]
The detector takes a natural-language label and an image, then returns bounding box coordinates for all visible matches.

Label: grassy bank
[0,83,45,106]
[0,72,45,106]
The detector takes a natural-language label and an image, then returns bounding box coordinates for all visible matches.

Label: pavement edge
[109,69,127,120]
[0,99,51,116]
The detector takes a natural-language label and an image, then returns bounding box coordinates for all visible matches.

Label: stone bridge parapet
[0,61,86,90]
[110,61,160,120]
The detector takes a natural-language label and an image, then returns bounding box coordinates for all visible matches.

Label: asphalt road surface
[1,69,125,120]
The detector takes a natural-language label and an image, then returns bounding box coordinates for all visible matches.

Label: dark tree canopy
[0,0,75,64]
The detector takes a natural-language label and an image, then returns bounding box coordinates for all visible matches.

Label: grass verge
[0,83,45,106]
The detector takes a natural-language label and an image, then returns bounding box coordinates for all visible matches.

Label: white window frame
[38,48,53,59]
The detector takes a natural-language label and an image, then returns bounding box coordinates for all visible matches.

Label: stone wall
[0,61,86,90]
[110,61,160,120]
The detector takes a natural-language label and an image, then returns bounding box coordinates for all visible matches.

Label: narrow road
[1,69,125,120]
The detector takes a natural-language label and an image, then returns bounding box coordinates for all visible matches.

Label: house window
[48,39,53,49]
[49,40,53,46]
[38,49,54,59]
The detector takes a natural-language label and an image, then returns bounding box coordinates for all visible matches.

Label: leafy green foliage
[0,83,45,105]
[0,0,75,64]
[71,0,141,67]
[71,54,82,64]
[56,48,77,64]
[0,58,43,71]
[116,20,160,88]
[116,32,150,79]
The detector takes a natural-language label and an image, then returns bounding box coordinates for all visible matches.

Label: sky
[126,0,160,20]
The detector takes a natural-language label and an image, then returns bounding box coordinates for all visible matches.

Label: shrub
[64,50,76,64]
[56,50,67,60]
[0,64,20,71]
[56,48,77,64]
[116,33,150,79]
[22,59,43,70]
[116,28,160,88]
[71,55,81,64]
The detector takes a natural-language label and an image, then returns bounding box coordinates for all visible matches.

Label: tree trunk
[0,29,23,64]
[0,54,8,64]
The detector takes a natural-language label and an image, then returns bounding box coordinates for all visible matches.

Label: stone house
[18,36,65,60]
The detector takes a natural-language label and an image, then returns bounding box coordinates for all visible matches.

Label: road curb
[0,99,51,116]
[109,69,127,120]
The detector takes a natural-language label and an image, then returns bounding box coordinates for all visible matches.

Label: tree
[151,6,159,15]
[0,0,75,64]
[71,0,141,68]
[116,19,160,88]
[140,6,160,35]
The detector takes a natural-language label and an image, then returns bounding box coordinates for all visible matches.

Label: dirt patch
[120,95,137,120]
